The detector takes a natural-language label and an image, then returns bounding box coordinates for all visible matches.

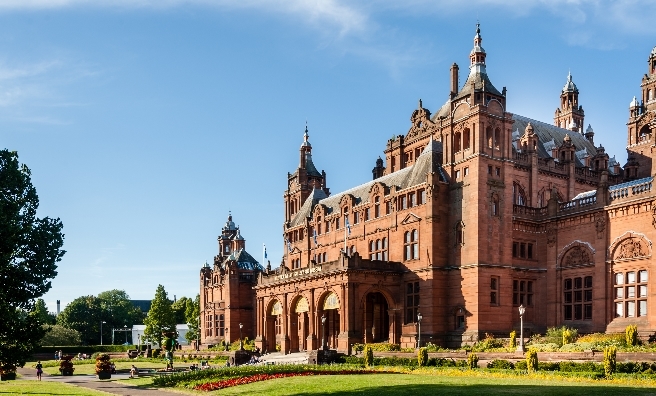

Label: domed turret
[562,71,578,93]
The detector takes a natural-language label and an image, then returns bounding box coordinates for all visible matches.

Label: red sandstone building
[200,25,656,353]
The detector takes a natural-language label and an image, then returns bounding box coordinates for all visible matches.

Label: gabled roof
[290,139,445,228]
[512,114,597,164]
[454,69,503,100]
[222,248,263,271]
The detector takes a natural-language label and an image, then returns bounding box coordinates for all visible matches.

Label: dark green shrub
[625,325,638,346]
[487,359,514,369]
[352,343,400,352]
[559,361,602,373]
[537,362,560,371]
[526,349,538,372]
[604,346,617,377]
[363,345,374,367]
[417,347,428,367]
[617,362,656,374]
[467,353,478,369]
[515,360,527,370]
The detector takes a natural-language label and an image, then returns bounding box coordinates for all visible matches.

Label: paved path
[16,367,181,396]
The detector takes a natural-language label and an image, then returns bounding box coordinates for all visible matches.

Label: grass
[0,380,109,395]
[183,372,656,395]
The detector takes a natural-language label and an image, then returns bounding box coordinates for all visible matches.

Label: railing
[558,195,597,212]
[513,205,547,218]
[514,152,529,163]
[609,177,653,201]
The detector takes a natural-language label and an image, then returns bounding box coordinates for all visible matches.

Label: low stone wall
[373,351,656,362]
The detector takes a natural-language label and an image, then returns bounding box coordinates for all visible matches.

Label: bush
[562,329,576,345]
[467,353,478,370]
[538,362,560,371]
[487,359,514,370]
[352,343,400,352]
[515,360,527,371]
[576,333,625,349]
[617,362,656,374]
[559,361,602,373]
[526,349,538,372]
[509,331,517,349]
[626,325,638,347]
[39,325,82,346]
[94,354,112,374]
[604,346,617,377]
[525,343,559,352]
[363,345,374,367]
[417,347,428,367]
[36,345,135,354]
[472,333,504,352]
[544,326,577,347]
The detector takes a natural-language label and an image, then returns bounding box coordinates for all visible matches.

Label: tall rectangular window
[564,276,592,320]
[615,270,647,318]
[490,276,499,305]
[514,279,533,307]
[405,282,420,324]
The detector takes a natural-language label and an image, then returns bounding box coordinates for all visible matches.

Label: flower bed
[194,370,392,391]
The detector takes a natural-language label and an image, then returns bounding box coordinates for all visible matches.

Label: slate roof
[608,176,653,192]
[290,139,445,228]
[454,69,503,100]
[222,248,264,271]
[305,152,322,178]
[512,114,597,166]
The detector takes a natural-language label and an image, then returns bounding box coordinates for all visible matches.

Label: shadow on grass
[286,383,656,396]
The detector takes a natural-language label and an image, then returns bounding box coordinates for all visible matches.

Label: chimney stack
[450,63,459,98]
[56,300,60,316]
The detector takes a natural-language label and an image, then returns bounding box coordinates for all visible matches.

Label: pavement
[16,367,182,396]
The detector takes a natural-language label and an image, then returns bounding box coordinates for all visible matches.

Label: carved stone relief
[562,246,592,267]
[615,238,648,260]
[546,223,557,247]
[595,214,606,239]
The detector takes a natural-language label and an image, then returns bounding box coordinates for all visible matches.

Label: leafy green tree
[0,150,65,373]
[56,296,102,345]
[39,325,81,346]
[31,298,56,325]
[57,290,144,345]
[143,285,176,347]
[184,295,200,344]
[171,296,190,325]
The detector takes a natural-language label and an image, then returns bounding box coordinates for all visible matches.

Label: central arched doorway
[319,291,340,350]
[364,292,389,343]
[266,300,283,353]
[290,296,309,352]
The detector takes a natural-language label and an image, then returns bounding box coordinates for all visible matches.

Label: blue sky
[1,1,654,313]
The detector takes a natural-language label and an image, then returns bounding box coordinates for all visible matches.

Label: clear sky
[1,1,654,314]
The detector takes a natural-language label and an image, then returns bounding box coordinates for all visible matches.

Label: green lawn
[182,373,656,395]
[0,380,109,395]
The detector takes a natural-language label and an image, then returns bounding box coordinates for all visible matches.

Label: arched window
[404,230,419,260]
[494,128,501,150]
[370,238,388,260]
[513,182,527,206]
[374,196,380,218]
[486,127,493,148]
[463,128,471,150]
[492,193,499,216]
[454,132,462,152]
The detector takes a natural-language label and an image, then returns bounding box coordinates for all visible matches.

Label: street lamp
[124,325,128,344]
[321,314,327,351]
[239,323,244,350]
[517,305,526,353]
[100,321,106,345]
[417,312,423,349]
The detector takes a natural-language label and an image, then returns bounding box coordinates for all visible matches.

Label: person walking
[35,361,43,381]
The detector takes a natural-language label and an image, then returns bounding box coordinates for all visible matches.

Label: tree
[57,290,144,345]
[0,150,65,373]
[39,325,81,346]
[56,296,102,345]
[184,295,200,345]
[143,285,176,347]
[31,298,56,325]
[171,296,190,325]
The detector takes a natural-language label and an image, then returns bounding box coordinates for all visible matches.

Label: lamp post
[417,312,423,349]
[321,314,327,351]
[100,321,106,345]
[137,334,141,352]
[517,305,526,353]
[239,323,244,350]
[124,325,128,344]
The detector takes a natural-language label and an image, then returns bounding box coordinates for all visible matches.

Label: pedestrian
[129,365,138,378]
[35,361,43,381]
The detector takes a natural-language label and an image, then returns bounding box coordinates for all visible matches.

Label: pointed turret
[554,71,584,132]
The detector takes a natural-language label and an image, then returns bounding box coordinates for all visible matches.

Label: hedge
[35,345,136,354]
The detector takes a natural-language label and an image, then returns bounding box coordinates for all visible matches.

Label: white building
[132,324,189,347]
